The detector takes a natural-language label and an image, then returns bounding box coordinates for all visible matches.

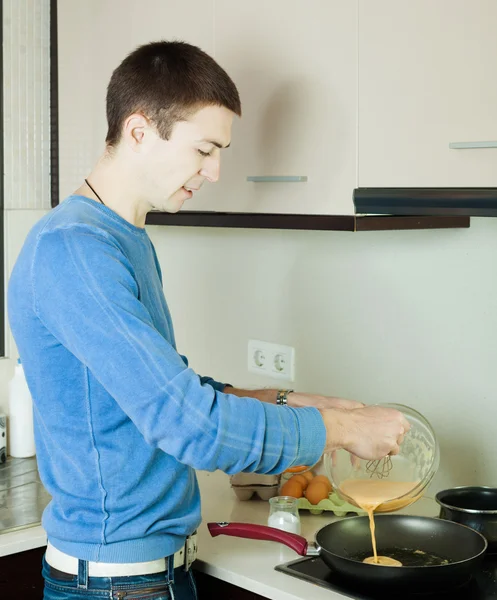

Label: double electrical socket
[248,339,295,381]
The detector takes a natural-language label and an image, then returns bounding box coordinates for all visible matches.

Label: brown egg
[305,481,330,505]
[312,475,333,492]
[280,479,304,498]
[290,474,309,490]
[302,471,314,483]
[285,465,309,474]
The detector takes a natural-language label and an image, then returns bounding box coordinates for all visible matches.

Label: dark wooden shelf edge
[145,211,471,231]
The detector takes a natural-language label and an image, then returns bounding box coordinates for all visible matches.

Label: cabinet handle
[449,141,497,149]
[246,176,308,182]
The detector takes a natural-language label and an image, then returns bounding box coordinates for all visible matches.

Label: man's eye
[197,149,212,157]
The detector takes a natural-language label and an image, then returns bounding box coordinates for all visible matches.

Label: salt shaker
[267,496,301,535]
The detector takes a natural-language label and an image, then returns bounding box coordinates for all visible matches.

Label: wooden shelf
[146,211,470,232]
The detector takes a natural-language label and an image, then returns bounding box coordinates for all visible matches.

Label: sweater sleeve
[31,226,326,473]
[177,353,229,393]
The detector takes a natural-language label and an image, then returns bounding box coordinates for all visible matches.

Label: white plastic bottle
[8,358,36,458]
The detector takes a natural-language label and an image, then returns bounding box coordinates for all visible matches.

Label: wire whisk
[366,455,393,479]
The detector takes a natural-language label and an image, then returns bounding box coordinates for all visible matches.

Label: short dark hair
[105,40,242,147]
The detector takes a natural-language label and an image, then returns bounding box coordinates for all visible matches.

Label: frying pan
[208,515,487,590]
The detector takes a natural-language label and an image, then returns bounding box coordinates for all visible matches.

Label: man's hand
[320,405,410,460]
[286,392,364,411]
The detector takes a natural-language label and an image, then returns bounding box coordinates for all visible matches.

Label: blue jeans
[42,555,198,599]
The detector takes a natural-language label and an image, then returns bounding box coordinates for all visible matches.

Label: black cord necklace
[84,179,105,206]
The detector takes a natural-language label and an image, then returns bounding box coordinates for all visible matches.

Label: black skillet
[208,515,487,591]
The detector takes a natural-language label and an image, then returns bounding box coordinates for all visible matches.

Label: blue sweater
[7,196,326,562]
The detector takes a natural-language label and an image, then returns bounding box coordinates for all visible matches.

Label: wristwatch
[276,389,294,406]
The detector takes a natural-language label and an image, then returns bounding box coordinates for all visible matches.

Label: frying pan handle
[207,522,309,556]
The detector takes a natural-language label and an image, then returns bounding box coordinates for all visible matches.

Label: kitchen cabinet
[358,0,497,188]
[194,571,269,599]
[186,0,358,216]
[54,0,471,229]
[0,546,45,598]
[57,0,358,216]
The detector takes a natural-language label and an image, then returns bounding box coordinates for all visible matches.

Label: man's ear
[122,113,151,152]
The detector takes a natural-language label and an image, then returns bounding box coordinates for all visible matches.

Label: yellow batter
[340,479,418,565]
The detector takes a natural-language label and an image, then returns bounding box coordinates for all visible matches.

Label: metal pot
[436,486,497,552]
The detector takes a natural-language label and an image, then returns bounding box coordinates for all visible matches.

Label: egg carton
[232,485,281,501]
[230,472,280,487]
[230,472,282,501]
[297,492,365,516]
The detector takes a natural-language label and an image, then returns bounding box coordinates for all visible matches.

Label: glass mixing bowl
[324,403,440,512]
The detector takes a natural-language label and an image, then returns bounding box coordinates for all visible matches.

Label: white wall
[4,210,496,494]
[148,219,497,493]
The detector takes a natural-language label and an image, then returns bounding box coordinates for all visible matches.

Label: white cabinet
[58,0,358,215]
[57,0,215,200]
[358,0,497,188]
[192,0,358,215]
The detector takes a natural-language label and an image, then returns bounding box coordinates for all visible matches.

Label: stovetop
[275,554,497,599]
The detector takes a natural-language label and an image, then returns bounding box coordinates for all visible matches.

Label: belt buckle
[184,532,197,572]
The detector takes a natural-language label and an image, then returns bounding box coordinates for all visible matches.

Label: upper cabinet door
[358,0,497,187]
[57,0,215,200]
[188,0,358,215]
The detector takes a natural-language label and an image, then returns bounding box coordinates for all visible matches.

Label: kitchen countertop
[0,457,49,557]
[194,471,439,600]
[0,467,439,599]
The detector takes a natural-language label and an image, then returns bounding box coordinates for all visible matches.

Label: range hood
[354,188,497,217]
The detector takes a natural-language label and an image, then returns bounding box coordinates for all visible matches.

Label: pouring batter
[340,479,419,566]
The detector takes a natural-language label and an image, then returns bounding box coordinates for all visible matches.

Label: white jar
[8,358,35,458]
[267,496,301,535]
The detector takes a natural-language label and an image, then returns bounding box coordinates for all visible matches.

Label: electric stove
[275,553,497,599]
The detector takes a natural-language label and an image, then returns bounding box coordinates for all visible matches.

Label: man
[8,41,408,599]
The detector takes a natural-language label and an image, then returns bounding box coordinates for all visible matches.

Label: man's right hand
[320,405,411,460]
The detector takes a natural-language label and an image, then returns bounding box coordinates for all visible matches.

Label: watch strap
[276,389,294,406]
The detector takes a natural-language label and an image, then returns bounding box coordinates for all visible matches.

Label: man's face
[139,105,233,213]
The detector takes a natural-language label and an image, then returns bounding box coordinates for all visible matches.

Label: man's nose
[200,154,220,183]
